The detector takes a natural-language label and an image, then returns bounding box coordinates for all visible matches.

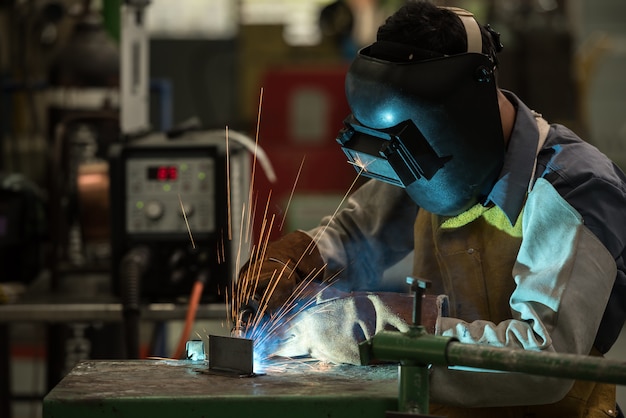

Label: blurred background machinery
[0,173,47,287]
[109,131,248,302]
[0,0,625,417]
[45,0,120,283]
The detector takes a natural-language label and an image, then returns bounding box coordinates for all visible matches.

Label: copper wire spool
[76,161,110,243]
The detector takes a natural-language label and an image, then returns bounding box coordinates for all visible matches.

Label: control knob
[144,200,165,220]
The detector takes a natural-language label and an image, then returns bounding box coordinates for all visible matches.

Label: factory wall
[571,0,626,408]
[573,0,626,170]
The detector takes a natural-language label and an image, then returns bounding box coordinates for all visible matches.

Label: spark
[178,193,195,249]
[225,125,232,240]
[246,87,264,244]
[310,165,365,244]
[218,230,226,264]
[278,155,305,231]
[227,163,365,371]
[250,269,343,356]
[347,154,371,172]
[207,86,368,373]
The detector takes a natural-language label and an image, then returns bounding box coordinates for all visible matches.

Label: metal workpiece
[43,360,399,418]
[207,335,254,377]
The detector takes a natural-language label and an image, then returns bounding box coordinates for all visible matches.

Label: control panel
[125,157,215,234]
[109,131,250,301]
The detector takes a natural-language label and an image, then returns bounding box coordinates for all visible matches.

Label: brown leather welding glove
[236,230,325,315]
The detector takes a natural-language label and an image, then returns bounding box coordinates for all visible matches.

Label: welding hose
[120,246,151,359]
[173,270,208,360]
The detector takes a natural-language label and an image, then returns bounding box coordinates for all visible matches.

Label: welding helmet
[336,8,505,216]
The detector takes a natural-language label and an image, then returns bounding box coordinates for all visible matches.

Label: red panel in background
[251,64,362,243]
[259,64,350,149]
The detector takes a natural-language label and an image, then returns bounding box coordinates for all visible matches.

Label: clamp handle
[406,277,431,326]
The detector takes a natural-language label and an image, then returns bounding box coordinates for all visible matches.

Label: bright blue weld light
[185,340,206,361]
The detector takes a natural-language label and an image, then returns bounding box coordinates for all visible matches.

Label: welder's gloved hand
[236,230,325,319]
[272,292,449,365]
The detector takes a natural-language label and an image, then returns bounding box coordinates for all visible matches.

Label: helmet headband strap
[441,7,482,54]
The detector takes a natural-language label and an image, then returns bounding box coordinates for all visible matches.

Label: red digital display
[147,166,178,181]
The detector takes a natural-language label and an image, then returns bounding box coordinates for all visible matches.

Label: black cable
[119,246,150,359]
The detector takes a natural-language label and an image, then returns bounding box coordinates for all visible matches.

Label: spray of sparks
[177,87,368,373]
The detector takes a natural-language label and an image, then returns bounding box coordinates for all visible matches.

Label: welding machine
[109,129,251,302]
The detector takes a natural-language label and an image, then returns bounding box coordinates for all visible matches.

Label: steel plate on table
[44,359,400,418]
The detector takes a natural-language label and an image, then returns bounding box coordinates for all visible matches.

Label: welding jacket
[307,91,626,414]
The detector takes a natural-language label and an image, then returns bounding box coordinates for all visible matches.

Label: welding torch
[232,230,326,338]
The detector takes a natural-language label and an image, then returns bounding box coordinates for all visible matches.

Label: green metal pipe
[446,342,626,385]
[361,330,626,386]
[360,325,626,415]
[361,329,452,367]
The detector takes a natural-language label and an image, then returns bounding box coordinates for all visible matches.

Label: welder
[236,2,626,417]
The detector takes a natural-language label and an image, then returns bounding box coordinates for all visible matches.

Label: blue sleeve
[538,125,626,352]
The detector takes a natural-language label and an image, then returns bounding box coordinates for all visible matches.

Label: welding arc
[231,161,365,348]
[173,275,205,359]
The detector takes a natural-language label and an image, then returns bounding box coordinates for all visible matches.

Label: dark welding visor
[337,114,451,187]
